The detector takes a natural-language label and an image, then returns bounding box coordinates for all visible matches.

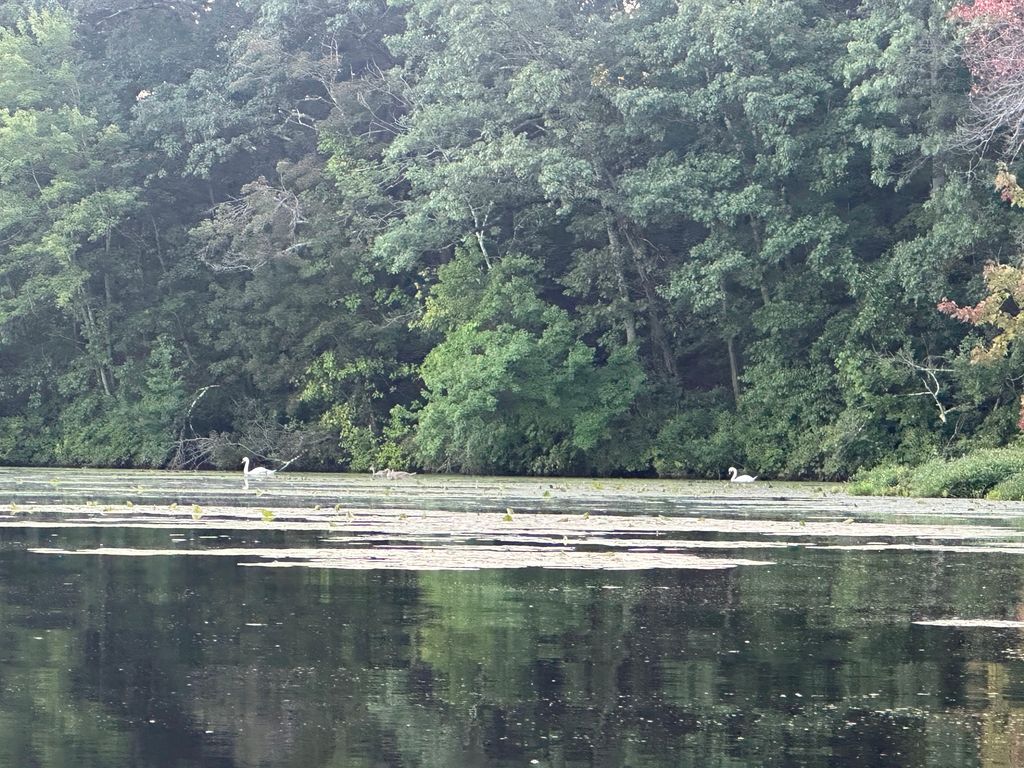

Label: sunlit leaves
[416,249,644,474]
[939,261,1024,361]
[0,9,76,109]
[842,0,961,187]
[0,12,138,325]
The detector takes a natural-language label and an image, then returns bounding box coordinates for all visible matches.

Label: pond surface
[2,468,1024,767]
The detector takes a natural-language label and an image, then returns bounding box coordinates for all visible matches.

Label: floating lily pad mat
[4,503,1020,538]
[27,545,773,571]
[0,466,1019,525]
[913,619,1024,628]
[5,468,1024,571]
[13,503,1024,571]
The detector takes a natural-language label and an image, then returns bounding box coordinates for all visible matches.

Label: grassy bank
[849,446,1024,500]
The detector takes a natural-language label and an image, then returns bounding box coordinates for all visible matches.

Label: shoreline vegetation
[850,446,1024,500]
[6,2,1024,482]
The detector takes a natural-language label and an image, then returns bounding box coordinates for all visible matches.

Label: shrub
[848,464,911,496]
[906,449,1024,498]
[852,446,1024,498]
[652,391,738,478]
[986,471,1024,500]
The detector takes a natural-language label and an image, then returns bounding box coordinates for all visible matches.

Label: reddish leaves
[951,0,1024,153]
[938,262,1024,363]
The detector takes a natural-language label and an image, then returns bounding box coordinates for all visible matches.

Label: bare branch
[886,350,960,424]
[92,0,211,25]
[196,176,309,272]
[953,5,1024,158]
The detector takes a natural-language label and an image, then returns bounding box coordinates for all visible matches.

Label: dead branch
[888,350,961,424]
[197,176,309,273]
[92,0,211,25]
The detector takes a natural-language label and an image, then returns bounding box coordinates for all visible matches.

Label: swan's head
[728,466,737,474]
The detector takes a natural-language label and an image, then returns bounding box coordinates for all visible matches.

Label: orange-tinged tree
[939,262,1024,361]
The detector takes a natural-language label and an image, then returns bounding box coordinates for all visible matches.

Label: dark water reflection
[0,523,1022,767]
[0,467,1023,767]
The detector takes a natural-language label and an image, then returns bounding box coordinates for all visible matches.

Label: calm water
[0,468,1023,767]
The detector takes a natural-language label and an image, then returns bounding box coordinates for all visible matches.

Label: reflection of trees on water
[972,662,1024,768]
[963,583,1024,768]
[3,534,1024,765]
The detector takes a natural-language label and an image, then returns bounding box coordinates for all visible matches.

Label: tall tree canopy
[0,0,1020,477]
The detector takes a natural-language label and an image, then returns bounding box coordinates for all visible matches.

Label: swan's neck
[242,457,250,474]
[728,468,737,479]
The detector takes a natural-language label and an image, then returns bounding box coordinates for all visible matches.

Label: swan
[370,467,416,479]
[242,457,276,477]
[728,466,757,483]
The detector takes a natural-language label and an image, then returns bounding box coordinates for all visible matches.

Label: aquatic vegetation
[4,468,1023,576]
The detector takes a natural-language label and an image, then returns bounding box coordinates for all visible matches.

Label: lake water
[1,467,1024,767]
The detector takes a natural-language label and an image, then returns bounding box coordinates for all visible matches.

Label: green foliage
[300,351,418,471]
[652,392,739,478]
[0,404,55,466]
[132,338,187,465]
[842,0,962,188]
[847,463,914,496]
[731,361,840,478]
[0,14,139,325]
[908,449,1024,497]
[0,0,1021,478]
[986,470,1024,500]
[50,339,185,467]
[415,249,646,474]
[854,447,1024,498]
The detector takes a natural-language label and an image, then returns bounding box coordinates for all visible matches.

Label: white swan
[370,467,416,479]
[728,466,757,483]
[242,457,276,477]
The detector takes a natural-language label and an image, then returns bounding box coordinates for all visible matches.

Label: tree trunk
[150,214,167,274]
[103,270,116,371]
[621,226,678,382]
[929,13,947,194]
[722,289,741,405]
[726,334,741,405]
[748,216,771,307]
[605,223,637,346]
[82,299,113,398]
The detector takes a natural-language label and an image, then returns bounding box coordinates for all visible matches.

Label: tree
[950,0,1024,156]
[0,8,152,462]
[415,247,645,474]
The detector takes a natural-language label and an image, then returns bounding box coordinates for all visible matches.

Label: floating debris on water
[913,619,1024,629]
[6,467,1024,573]
[27,545,773,572]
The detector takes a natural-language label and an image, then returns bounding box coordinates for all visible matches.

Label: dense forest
[2,0,1023,478]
